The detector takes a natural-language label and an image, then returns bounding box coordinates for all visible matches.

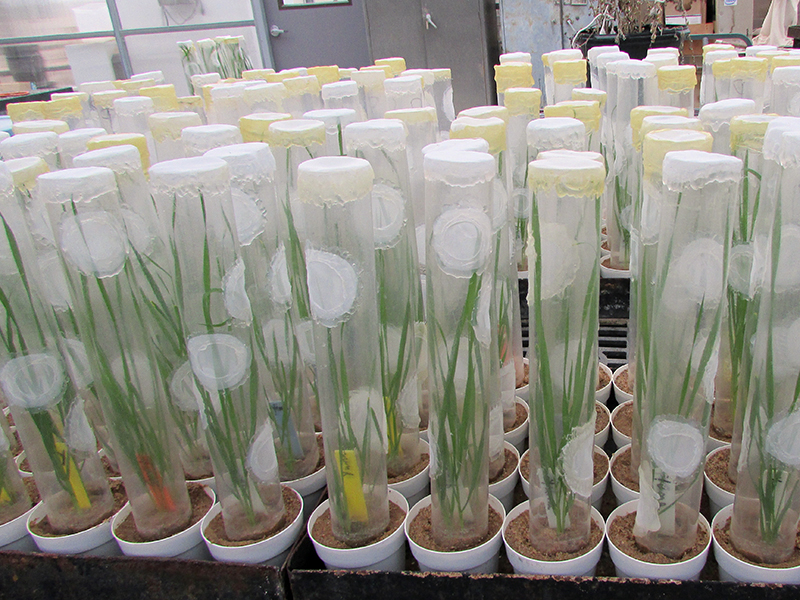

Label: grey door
[263,0,372,70]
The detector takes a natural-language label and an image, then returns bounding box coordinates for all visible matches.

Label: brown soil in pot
[608,510,708,564]
[504,403,527,433]
[388,452,429,484]
[520,449,607,487]
[613,402,633,438]
[517,361,529,388]
[311,499,405,549]
[24,478,40,504]
[597,366,611,391]
[490,448,518,485]
[615,368,632,395]
[408,503,502,553]
[102,455,121,479]
[505,510,603,561]
[204,486,301,547]
[709,405,733,443]
[29,481,127,537]
[705,447,735,494]
[114,482,211,543]
[595,403,609,435]
[611,446,639,492]
[714,516,800,568]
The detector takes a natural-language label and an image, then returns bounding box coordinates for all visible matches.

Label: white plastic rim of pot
[609,444,639,505]
[308,488,409,571]
[611,399,633,448]
[489,441,520,514]
[285,462,327,521]
[0,502,38,551]
[15,451,32,478]
[97,449,123,483]
[389,438,431,508]
[592,446,610,510]
[595,401,611,448]
[612,364,633,404]
[711,504,800,583]
[520,449,531,498]
[187,474,217,494]
[502,501,605,576]
[112,485,216,559]
[704,446,734,518]
[419,428,428,443]
[596,362,613,405]
[516,358,529,403]
[600,256,631,279]
[27,501,120,556]
[406,494,506,574]
[504,399,529,453]
[705,433,729,455]
[517,270,528,280]
[201,485,304,565]
[607,499,711,580]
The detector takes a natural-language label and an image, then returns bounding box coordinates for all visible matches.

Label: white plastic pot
[704,446,734,518]
[595,401,611,448]
[502,502,605,576]
[286,462,327,521]
[607,500,710,580]
[596,362,613,405]
[112,485,216,559]
[0,502,38,552]
[592,447,610,510]
[600,256,630,279]
[201,486,304,565]
[516,358,529,403]
[27,501,121,556]
[504,399,529,454]
[406,494,506,573]
[612,364,633,404]
[187,475,216,494]
[308,488,408,571]
[609,444,639,505]
[488,442,519,513]
[15,451,32,478]
[611,400,633,448]
[711,504,800,583]
[705,434,728,455]
[389,439,431,508]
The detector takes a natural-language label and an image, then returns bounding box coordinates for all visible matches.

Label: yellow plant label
[334,449,368,522]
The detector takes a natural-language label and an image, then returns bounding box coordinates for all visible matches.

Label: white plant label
[431,207,491,278]
[305,248,359,327]
[59,211,128,278]
[0,353,65,410]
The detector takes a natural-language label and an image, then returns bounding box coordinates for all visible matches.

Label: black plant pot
[577,25,689,60]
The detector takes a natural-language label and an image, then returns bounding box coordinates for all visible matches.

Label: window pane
[116,0,254,29]
[125,27,263,96]
[0,1,112,39]
[0,37,120,90]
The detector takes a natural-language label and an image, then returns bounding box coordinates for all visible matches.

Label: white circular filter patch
[372,183,406,249]
[531,222,580,299]
[774,225,800,292]
[0,353,65,410]
[268,244,292,307]
[647,417,704,479]
[169,360,203,412]
[766,411,800,467]
[727,243,754,297]
[231,189,266,247]
[306,248,359,327]
[188,333,251,392]
[120,208,155,256]
[664,238,724,309]
[222,258,252,323]
[559,420,595,498]
[247,420,280,484]
[431,207,491,278]
[59,211,128,278]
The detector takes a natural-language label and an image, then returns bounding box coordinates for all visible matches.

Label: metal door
[262,0,372,70]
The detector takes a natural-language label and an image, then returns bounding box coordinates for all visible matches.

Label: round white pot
[596,363,613,405]
[611,400,633,448]
[112,485,215,559]
[520,449,530,498]
[286,463,327,521]
[600,256,630,279]
[609,444,639,505]
[27,501,121,556]
[519,447,608,510]
[595,401,611,448]
[607,500,710,580]
[0,502,38,552]
[504,399,529,454]
[612,365,633,404]
[201,486,304,565]
[711,504,800,583]
[419,428,428,443]
[592,447,610,510]
[502,502,605,576]
[15,452,32,479]
[489,442,519,514]
[516,358,529,404]
[308,488,408,571]
[406,494,505,573]
[187,475,216,494]
[389,439,431,508]
[705,434,728,455]
[704,446,734,518]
